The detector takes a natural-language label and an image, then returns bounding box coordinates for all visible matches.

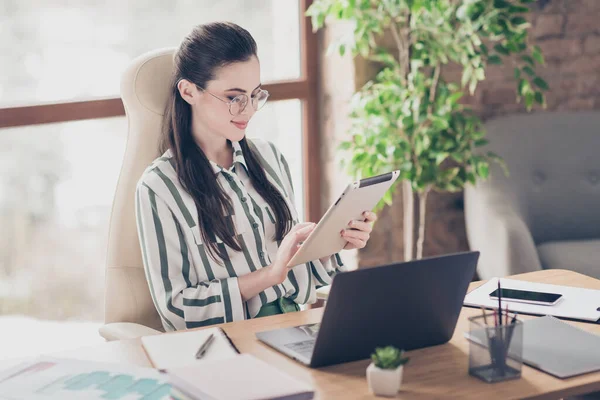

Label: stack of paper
[464,278,600,322]
[166,353,314,400]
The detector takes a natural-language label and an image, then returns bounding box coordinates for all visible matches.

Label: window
[0,0,319,322]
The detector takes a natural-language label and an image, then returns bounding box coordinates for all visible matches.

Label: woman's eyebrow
[225,83,262,93]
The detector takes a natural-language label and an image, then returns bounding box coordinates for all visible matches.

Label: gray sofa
[464,111,600,280]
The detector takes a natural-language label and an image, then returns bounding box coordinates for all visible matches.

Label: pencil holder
[467,313,523,383]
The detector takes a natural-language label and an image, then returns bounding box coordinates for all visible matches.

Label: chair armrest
[316,286,331,301]
[99,322,161,341]
[465,184,541,279]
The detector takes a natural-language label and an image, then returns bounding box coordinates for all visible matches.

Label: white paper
[168,353,314,400]
[141,327,238,370]
[0,357,170,400]
[464,277,600,322]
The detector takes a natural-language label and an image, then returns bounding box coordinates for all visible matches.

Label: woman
[135,22,377,331]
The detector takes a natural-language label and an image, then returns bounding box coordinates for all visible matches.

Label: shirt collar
[209,140,248,174]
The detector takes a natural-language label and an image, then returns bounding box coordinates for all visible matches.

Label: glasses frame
[200,87,270,116]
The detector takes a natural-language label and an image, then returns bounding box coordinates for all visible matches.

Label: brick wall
[319,0,600,267]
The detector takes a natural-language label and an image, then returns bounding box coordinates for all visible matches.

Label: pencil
[497,280,502,327]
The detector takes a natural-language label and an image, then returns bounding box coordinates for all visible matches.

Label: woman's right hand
[269,222,316,285]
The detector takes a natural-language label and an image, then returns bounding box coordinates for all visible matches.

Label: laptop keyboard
[284,339,315,357]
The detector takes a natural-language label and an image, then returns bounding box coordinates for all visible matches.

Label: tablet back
[287,171,399,267]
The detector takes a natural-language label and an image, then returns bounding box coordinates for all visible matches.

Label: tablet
[287,170,400,267]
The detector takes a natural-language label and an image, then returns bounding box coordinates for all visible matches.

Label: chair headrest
[120,47,177,117]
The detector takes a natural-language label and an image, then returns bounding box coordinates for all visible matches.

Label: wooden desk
[21,269,600,399]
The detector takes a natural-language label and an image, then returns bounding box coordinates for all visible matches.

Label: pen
[510,312,518,325]
[195,333,215,359]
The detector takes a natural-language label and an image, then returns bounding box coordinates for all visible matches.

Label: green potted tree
[367,346,410,396]
[307,0,547,260]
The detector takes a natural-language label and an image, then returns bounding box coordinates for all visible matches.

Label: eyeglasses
[200,87,269,116]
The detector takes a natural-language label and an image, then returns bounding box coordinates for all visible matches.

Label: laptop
[256,251,480,368]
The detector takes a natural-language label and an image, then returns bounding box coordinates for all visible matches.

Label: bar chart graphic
[0,357,172,399]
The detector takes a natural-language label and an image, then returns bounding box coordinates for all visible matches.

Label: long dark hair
[161,22,292,262]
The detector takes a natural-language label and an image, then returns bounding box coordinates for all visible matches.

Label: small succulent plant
[371,346,410,370]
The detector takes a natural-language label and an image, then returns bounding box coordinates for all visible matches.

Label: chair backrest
[104,48,176,330]
[482,111,600,244]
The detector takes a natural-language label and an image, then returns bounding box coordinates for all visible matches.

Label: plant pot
[366,362,404,397]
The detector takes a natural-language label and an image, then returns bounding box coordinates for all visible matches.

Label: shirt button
[225,175,233,182]
[252,223,259,229]
[241,197,247,202]
[259,251,265,257]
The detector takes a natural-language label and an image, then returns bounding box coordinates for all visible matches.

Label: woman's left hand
[341,211,377,250]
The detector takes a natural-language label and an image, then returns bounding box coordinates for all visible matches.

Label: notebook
[141,327,239,370]
[464,278,600,322]
[465,316,600,378]
[165,353,314,400]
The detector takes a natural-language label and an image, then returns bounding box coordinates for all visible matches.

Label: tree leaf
[508,5,530,13]
[339,44,346,57]
[534,91,545,107]
[493,0,511,8]
[480,44,488,56]
[533,76,549,91]
[525,91,534,110]
[518,78,530,96]
[488,55,503,65]
[494,44,510,56]
[521,55,535,66]
[435,152,449,165]
[510,16,528,26]
[338,141,352,150]
[523,65,535,76]
[532,45,545,65]
[443,91,460,105]
[514,67,521,80]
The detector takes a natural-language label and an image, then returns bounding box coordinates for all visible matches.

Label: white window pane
[0,117,127,321]
[0,0,300,106]
[247,99,304,221]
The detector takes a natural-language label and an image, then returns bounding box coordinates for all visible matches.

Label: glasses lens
[229,95,248,116]
[253,90,269,111]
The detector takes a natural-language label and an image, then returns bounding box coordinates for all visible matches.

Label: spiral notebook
[141,327,239,370]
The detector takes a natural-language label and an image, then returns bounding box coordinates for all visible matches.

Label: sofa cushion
[537,239,600,279]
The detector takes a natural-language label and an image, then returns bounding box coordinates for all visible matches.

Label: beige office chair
[99,48,177,341]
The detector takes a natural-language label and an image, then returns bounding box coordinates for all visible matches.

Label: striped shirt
[135,138,346,331]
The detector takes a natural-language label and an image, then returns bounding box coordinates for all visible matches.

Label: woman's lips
[231,121,247,130]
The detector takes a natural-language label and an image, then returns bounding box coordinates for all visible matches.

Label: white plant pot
[366,362,404,397]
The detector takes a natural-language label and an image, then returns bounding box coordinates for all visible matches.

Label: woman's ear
[177,79,199,105]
